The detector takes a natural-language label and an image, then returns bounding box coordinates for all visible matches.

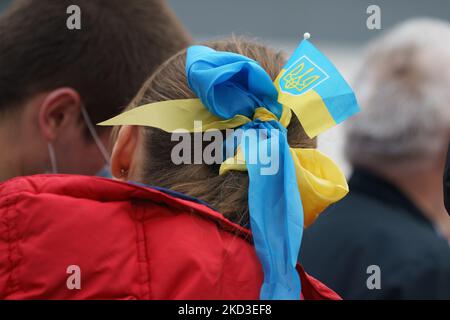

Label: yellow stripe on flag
[280,89,336,138]
[275,73,336,138]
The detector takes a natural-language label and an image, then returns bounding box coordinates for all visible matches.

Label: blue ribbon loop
[186,45,303,300]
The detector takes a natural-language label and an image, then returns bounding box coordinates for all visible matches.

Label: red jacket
[0,175,340,300]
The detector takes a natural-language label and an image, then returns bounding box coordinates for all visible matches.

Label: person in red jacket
[0,37,353,300]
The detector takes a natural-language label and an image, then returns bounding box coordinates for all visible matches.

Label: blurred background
[0,0,9,12]
[1,0,449,174]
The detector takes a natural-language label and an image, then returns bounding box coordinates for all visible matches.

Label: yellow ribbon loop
[98,99,252,133]
[219,147,348,227]
[290,148,349,227]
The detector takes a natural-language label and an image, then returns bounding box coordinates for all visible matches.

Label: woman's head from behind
[110,37,315,225]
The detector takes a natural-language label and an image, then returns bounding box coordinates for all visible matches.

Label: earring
[120,168,128,178]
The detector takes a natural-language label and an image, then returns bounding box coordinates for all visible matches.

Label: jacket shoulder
[0,175,258,299]
[0,175,338,300]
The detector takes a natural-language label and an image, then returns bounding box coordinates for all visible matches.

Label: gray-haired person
[445,143,449,214]
[300,18,450,300]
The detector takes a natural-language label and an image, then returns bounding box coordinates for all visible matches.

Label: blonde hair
[116,37,316,225]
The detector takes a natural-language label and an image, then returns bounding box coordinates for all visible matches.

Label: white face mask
[46,105,111,176]
[47,142,58,174]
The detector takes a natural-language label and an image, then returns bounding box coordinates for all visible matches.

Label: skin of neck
[0,138,18,182]
[0,99,48,182]
[0,111,25,181]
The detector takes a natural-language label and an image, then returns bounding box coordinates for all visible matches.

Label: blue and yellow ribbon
[99,39,358,300]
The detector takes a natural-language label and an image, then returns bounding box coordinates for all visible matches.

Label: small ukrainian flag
[275,35,360,138]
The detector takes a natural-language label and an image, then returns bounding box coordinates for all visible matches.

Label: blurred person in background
[300,18,450,299]
[445,143,449,214]
[0,0,191,181]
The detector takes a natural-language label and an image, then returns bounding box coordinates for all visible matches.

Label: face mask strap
[47,142,58,174]
[80,104,111,166]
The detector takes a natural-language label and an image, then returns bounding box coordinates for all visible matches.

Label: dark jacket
[445,143,450,214]
[300,168,450,299]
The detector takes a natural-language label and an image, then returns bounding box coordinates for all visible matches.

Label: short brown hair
[120,37,316,226]
[0,0,191,126]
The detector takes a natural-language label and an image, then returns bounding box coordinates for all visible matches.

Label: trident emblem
[282,61,321,94]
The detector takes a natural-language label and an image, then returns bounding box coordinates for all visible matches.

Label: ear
[111,125,139,180]
[38,88,82,141]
